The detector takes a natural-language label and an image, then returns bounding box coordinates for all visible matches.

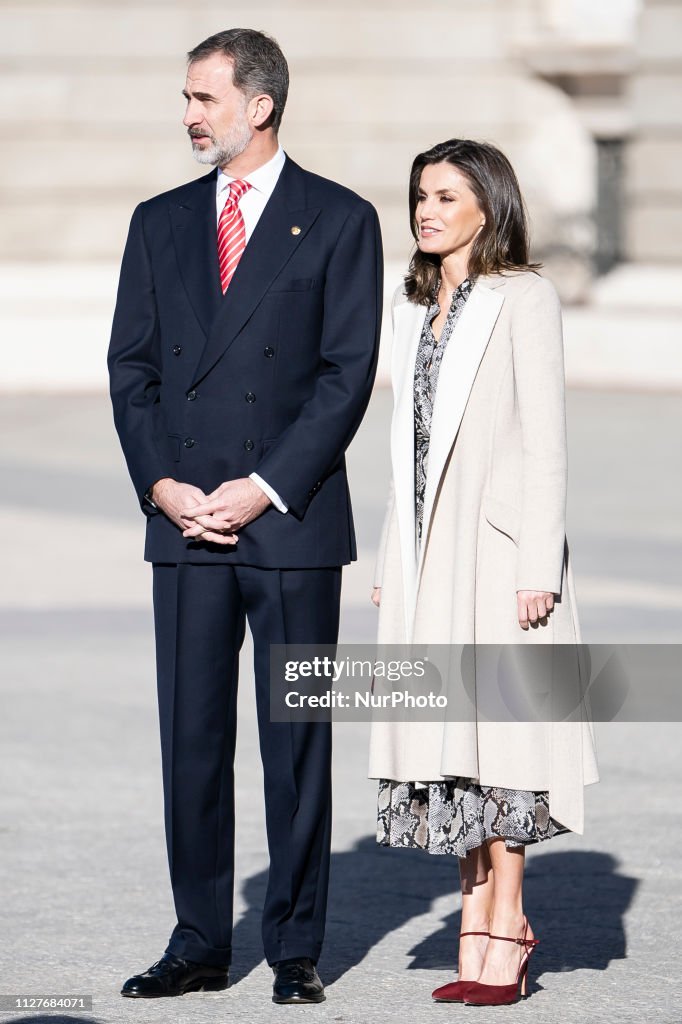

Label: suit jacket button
[244,439,255,451]
[184,437,195,448]
[172,345,182,356]
[264,347,275,358]
[187,389,197,401]
[245,392,256,403]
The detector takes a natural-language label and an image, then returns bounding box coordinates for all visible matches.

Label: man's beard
[189,114,253,167]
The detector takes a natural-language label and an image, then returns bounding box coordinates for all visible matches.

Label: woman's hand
[516,590,554,629]
[371,587,381,607]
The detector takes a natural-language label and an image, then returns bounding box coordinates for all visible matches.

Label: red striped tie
[217,178,252,293]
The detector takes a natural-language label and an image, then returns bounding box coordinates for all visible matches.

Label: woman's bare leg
[457,842,493,980]
[475,838,535,985]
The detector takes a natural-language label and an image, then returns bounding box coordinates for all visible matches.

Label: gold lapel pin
[290,225,301,235]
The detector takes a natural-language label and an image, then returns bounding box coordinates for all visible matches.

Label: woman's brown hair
[405,139,541,305]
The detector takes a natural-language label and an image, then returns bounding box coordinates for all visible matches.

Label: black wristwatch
[143,485,158,510]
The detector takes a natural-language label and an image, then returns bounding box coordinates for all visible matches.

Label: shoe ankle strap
[459,930,490,938]
[488,933,539,948]
[488,915,538,949]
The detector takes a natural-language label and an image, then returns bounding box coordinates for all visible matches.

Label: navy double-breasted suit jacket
[108,155,383,567]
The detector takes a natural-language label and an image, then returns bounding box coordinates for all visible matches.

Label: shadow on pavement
[6,1018,102,1024]
[230,841,637,989]
[411,850,637,992]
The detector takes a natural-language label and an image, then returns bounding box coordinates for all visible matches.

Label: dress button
[245,392,256,403]
[264,346,275,358]
[244,439,255,452]
[187,390,197,401]
[184,437,195,448]
[172,345,182,356]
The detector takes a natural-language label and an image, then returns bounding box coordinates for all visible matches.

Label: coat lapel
[169,168,222,339]
[390,296,428,637]
[416,282,504,581]
[188,157,320,387]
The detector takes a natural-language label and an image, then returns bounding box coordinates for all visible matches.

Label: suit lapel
[416,282,504,581]
[188,157,320,387]
[169,168,222,339]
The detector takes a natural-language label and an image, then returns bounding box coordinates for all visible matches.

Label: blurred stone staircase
[1,0,679,390]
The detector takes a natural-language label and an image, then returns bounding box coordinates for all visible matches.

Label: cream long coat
[368,270,599,835]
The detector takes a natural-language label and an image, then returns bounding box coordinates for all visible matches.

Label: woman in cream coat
[369,139,598,1006]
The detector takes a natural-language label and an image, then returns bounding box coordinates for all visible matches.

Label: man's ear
[249,93,275,129]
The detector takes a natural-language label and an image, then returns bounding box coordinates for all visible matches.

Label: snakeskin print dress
[376,278,568,857]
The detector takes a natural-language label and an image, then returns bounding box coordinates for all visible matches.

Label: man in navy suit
[108,28,382,1005]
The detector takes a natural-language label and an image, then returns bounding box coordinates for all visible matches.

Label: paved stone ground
[1,388,681,1024]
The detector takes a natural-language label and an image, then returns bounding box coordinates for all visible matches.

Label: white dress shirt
[217,146,288,514]
[216,144,286,239]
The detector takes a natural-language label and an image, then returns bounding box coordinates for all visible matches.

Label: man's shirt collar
[217,146,286,196]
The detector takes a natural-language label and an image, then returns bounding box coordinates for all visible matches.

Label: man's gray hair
[187,28,289,133]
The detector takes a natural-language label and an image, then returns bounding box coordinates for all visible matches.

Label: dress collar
[428,275,474,314]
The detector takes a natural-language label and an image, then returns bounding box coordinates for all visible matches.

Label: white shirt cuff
[249,472,288,514]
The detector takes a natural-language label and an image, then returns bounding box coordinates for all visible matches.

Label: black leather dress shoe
[272,957,325,1004]
[121,952,229,998]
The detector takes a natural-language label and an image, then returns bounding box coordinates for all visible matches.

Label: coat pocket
[268,277,318,292]
[166,434,182,463]
[482,494,522,546]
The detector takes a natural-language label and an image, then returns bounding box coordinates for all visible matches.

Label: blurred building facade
[1,0,680,389]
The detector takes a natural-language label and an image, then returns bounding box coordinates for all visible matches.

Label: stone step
[626,204,682,262]
[631,73,682,128]
[0,69,521,125]
[638,3,682,61]
[1,4,508,60]
[0,134,523,194]
[591,262,682,309]
[628,138,682,194]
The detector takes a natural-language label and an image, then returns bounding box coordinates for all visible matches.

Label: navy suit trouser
[152,561,341,968]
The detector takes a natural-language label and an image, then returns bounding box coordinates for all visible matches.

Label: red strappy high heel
[431,931,490,1003]
[463,917,539,1005]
